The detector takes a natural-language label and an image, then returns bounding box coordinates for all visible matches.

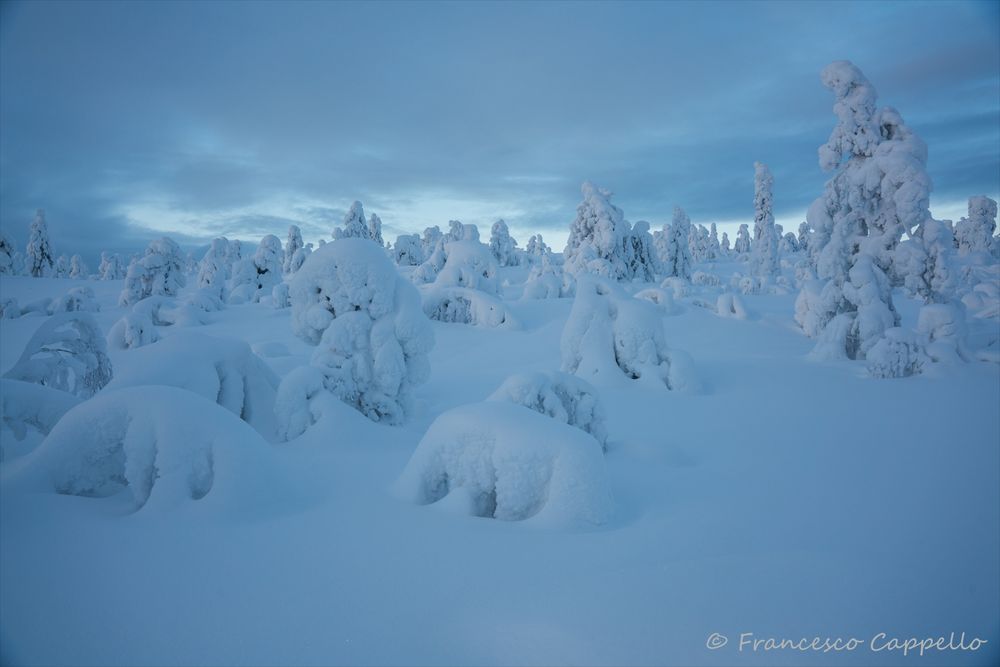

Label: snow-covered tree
[393,234,424,266]
[225,239,243,270]
[119,237,186,306]
[797,221,811,253]
[421,226,443,257]
[69,254,88,279]
[333,201,371,240]
[749,162,779,278]
[954,195,997,257]
[230,234,283,303]
[368,213,384,247]
[660,207,693,281]
[287,245,312,274]
[896,218,958,303]
[98,252,124,280]
[3,312,112,398]
[523,254,574,299]
[288,239,434,425]
[54,254,69,278]
[431,239,500,295]
[720,232,731,255]
[709,223,721,259]
[780,232,800,254]
[564,181,630,280]
[794,61,938,360]
[26,209,54,277]
[526,234,551,259]
[0,232,14,275]
[625,221,659,282]
[489,219,519,267]
[283,225,304,273]
[734,224,751,254]
[198,238,231,300]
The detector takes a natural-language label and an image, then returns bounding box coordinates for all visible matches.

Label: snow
[0,257,997,666]
[394,401,613,526]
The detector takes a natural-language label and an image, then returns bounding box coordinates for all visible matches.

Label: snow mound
[0,379,81,461]
[4,386,281,513]
[421,285,519,328]
[487,371,608,448]
[716,292,750,319]
[916,302,968,364]
[866,328,927,379]
[274,366,343,441]
[633,287,677,315]
[289,239,434,425]
[394,401,613,527]
[561,277,698,391]
[432,239,500,295]
[3,312,112,398]
[107,311,160,350]
[48,286,99,313]
[104,332,279,441]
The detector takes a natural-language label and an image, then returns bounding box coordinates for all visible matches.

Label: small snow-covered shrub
[289,239,434,425]
[633,287,677,315]
[489,219,519,267]
[660,276,688,300]
[274,366,341,441]
[119,237,186,306]
[3,313,112,398]
[488,371,607,449]
[198,238,231,301]
[7,386,280,512]
[392,234,425,266]
[421,286,518,328]
[184,288,224,313]
[1,297,21,319]
[0,379,81,461]
[561,277,697,391]
[522,256,573,299]
[394,401,613,526]
[866,328,927,379]
[432,239,500,295]
[716,292,749,319]
[916,302,968,363]
[106,311,160,350]
[48,286,99,313]
[104,332,279,441]
[229,234,283,303]
[692,271,720,287]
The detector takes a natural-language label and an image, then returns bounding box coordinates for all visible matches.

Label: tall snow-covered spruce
[488,219,519,267]
[283,225,304,273]
[286,239,434,427]
[333,201,371,241]
[794,60,936,361]
[659,207,692,281]
[749,162,779,278]
[564,182,631,280]
[26,209,54,277]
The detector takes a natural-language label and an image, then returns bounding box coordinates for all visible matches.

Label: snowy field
[1,251,997,666]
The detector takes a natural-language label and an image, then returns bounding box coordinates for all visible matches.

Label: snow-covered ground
[1,255,997,666]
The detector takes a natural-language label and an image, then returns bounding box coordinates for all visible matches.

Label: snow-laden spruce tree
[659,207,693,281]
[119,237,186,306]
[709,223,721,259]
[734,224,751,254]
[288,239,434,425]
[421,226,443,257]
[225,239,243,270]
[333,201,371,241]
[797,221,811,253]
[749,162,780,278]
[780,232,800,254]
[794,61,941,360]
[720,232,731,255]
[526,234,551,260]
[283,225,304,273]
[896,218,958,303]
[230,234,283,303]
[69,254,88,280]
[625,221,659,282]
[368,213,384,247]
[392,234,424,266]
[98,252,124,280]
[564,181,631,280]
[54,254,69,278]
[954,196,997,257]
[26,209,54,277]
[197,238,231,301]
[489,219,519,267]
[0,232,14,275]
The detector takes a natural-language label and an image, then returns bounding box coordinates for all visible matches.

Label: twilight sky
[1,0,998,264]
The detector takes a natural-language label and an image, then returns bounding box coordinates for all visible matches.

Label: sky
[1,0,998,265]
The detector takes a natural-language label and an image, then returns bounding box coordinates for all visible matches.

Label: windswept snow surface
[1,264,998,667]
